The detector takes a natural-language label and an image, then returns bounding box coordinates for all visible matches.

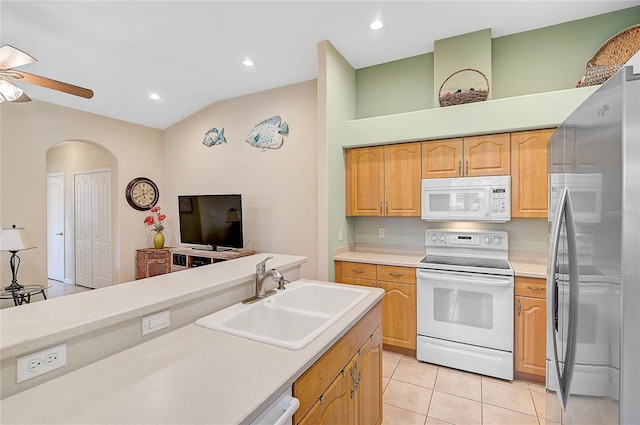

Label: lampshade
[0,225,36,252]
[0,79,24,102]
[226,208,241,223]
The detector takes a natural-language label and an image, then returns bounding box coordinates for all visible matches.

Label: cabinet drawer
[340,262,377,280]
[146,250,170,260]
[376,265,415,285]
[515,277,546,298]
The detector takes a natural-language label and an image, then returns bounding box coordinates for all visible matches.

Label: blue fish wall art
[246,115,289,151]
[203,127,227,147]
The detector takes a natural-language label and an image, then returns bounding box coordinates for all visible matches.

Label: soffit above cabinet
[341,85,598,148]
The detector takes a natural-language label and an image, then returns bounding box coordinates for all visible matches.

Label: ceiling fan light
[0,79,24,102]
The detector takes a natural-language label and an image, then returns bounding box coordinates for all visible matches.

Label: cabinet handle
[465,160,469,175]
[355,362,362,385]
[352,269,365,274]
[517,298,521,316]
[350,367,357,398]
[389,273,404,277]
[526,286,545,291]
[385,201,389,215]
[379,202,383,214]
[458,161,462,175]
[320,394,325,404]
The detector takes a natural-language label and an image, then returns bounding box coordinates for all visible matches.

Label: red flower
[143,216,155,225]
[144,207,166,233]
[150,206,160,213]
[158,214,166,221]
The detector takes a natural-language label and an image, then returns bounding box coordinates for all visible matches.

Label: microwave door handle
[561,189,580,408]
[548,186,568,409]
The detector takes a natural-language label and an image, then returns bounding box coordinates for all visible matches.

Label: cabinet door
[384,143,421,216]
[378,281,416,350]
[298,360,355,425]
[463,133,511,176]
[421,138,463,178]
[515,296,547,381]
[355,327,382,425]
[511,129,552,218]
[346,147,385,216]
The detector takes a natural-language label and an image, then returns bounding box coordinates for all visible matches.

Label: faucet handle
[257,256,273,272]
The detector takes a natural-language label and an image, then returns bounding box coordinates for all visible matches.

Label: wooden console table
[169,247,255,273]
[136,248,172,279]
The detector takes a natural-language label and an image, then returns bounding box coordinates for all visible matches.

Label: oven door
[417,269,514,351]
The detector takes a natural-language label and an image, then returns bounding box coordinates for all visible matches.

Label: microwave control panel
[426,231,509,249]
[491,188,508,213]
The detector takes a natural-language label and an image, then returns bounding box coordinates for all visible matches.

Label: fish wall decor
[203,127,227,147]
[246,115,289,151]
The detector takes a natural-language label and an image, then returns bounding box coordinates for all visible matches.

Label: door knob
[56,232,63,236]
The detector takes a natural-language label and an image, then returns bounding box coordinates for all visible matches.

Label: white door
[74,170,111,288]
[47,174,65,281]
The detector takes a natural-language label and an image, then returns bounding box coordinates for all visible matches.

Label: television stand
[170,247,256,272]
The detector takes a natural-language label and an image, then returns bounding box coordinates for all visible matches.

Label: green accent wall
[356,53,434,119]
[355,6,639,117]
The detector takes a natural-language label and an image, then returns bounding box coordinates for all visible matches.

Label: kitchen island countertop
[0,278,384,424]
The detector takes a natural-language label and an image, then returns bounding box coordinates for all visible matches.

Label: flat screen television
[178,194,243,250]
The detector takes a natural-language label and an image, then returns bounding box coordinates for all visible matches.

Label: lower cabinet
[135,248,171,279]
[335,261,416,351]
[514,276,547,383]
[293,304,382,425]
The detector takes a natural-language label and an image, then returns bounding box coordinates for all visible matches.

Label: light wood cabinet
[346,143,421,216]
[514,276,547,383]
[135,248,171,279]
[335,261,416,351]
[294,304,382,425]
[511,129,553,218]
[422,133,510,178]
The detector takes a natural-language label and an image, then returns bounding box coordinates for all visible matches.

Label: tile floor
[381,350,618,425]
[0,279,91,309]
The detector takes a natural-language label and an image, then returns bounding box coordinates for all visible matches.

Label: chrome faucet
[242,257,287,304]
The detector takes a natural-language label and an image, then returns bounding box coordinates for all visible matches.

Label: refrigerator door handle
[562,188,580,409]
[547,186,580,410]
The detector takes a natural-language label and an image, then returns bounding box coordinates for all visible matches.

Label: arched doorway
[46,141,117,288]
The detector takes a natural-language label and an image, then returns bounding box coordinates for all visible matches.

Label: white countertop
[0,279,385,424]
[334,246,548,279]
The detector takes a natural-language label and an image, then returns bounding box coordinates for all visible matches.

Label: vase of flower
[144,206,166,249]
[153,232,165,249]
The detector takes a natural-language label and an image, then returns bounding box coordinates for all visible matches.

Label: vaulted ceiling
[1,1,636,129]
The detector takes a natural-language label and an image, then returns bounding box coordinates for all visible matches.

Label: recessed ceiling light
[369,19,384,30]
[243,59,254,67]
[149,93,161,100]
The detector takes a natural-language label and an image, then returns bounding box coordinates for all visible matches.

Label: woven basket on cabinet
[438,68,489,107]
[578,24,640,87]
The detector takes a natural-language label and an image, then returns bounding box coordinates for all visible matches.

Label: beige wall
[1,100,163,285]
[163,80,319,278]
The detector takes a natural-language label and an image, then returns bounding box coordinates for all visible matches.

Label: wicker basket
[439,68,489,107]
[578,24,640,87]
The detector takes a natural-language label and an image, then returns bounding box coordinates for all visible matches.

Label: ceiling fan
[0,45,93,103]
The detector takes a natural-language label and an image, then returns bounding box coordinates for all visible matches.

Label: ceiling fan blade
[0,45,36,70]
[13,92,32,102]
[17,71,94,99]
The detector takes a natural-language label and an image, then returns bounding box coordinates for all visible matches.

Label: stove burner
[421,255,511,270]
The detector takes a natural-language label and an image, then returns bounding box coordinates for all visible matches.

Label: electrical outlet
[17,343,66,383]
[338,229,343,241]
[378,228,385,238]
[142,310,170,336]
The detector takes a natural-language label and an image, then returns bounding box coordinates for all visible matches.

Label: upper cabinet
[421,133,510,178]
[346,143,421,216]
[511,129,553,218]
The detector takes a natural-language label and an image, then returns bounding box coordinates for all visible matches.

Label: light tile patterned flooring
[382,349,561,425]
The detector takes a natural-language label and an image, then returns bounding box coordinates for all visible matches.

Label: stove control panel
[426,230,508,249]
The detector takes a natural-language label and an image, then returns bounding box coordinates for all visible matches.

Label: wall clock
[125,177,159,211]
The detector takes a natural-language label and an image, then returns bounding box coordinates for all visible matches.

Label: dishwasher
[249,387,300,425]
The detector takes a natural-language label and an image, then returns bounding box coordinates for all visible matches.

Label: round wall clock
[125,177,159,211]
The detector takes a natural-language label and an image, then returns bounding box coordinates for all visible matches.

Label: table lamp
[1,225,36,291]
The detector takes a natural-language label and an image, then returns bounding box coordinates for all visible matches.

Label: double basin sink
[196,279,370,350]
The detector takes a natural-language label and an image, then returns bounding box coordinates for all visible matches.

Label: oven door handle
[417,270,512,287]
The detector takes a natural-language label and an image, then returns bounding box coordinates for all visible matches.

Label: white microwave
[421,176,511,222]
[549,173,602,223]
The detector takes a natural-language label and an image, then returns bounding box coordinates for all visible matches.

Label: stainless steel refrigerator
[546,52,640,424]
